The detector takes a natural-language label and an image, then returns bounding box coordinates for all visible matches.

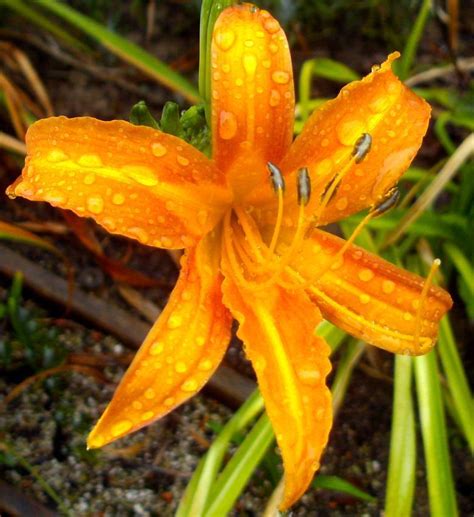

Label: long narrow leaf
[385,355,416,517]
[313,475,375,503]
[438,316,474,451]
[204,413,274,516]
[32,0,200,103]
[414,351,458,517]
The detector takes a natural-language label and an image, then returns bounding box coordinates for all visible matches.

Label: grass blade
[437,316,474,451]
[32,0,200,103]
[313,475,375,503]
[177,389,264,517]
[385,355,416,517]
[414,351,458,517]
[204,413,274,516]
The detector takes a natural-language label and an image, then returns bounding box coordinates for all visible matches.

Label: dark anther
[373,187,400,216]
[352,133,372,163]
[297,167,311,206]
[267,162,285,192]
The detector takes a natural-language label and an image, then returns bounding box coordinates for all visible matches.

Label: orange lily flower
[6,4,452,509]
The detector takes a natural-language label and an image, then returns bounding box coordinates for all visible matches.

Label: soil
[0,2,473,516]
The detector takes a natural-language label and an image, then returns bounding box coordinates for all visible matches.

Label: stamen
[352,133,372,163]
[267,161,285,193]
[373,187,400,216]
[267,162,285,256]
[414,258,440,353]
[297,167,311,206]
[314,132,373,224]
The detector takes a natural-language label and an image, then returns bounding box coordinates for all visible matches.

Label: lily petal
[288,229,452,354]
[221,255,332,509]
[211,4,295,199]
[7,117,232,249]
[279,53,431,225]
[87,232,232,448]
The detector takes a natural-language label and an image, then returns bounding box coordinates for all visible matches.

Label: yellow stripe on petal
[290,229,452,354]
[221,253,332,510]
[211,5,295,200]
[7,117,232,249]
[88,232,232,448]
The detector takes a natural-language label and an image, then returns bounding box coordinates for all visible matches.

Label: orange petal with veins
[7,117,232,249]
[87,232,232,448]
[211,4,295,200]
[276,53,430,225]
[289,229,452,354]
[221,251,332,509]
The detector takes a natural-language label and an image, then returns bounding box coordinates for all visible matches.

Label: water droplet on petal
[151,142,167,157]
[145,388,156,399]
[382,280,395,294]
[128,227,149,244]
[112,192,125,205]
[111,419,132,437]
[219,111,238,140]
[78,154,102,167]
[150,341,164,356]
[164,397,174,407]
[132,400,143,410]
[297,368,321,386]
[122,165,158,186]
[87,195,104,214]
[167,314,182,329]
[181,379,198,392]
[403,312,413,321]
[269,89,281,107]
[198,359,213,371]
[214,28,235,51]
[243,54,257,77]
[359,293,371,304]
[272,70,290,84]
[335,197,348,211]
[141,411,154,421]
[43,189,66,204]
[175,361,187,373]
[358,268,374,282]
[177,155,190,166]
[161,236,173,247]
[264,18,280,33]
[47,149,68,163]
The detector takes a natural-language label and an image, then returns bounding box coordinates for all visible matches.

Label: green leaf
[313,475,375,503]
[385,355,416,516]
[129,101,160,129]
[31,0,200,103]
[414,351,458,517]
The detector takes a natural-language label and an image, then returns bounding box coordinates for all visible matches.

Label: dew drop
[83,173,96,185]
[219,111,238,140]
[359,293,371,304]
[111,419,132,437]
[141,411,154,421]
[358,268,374,282]
[43,189,66,204]
[214,28,236,51]
[128,226,149,243]
[175,361,187,373]
[243,54,257,77]
[163,397,174,407]
[297,368,321,386]
[264,18,280,34]
[122,165,158,186]
[161,236,173,247]
[196,336,206,346]
[244,39,255,48]
[112,192,125,205]
[181,379,198,392]
[78,154,102,167]
[177,155,190,167]
[144,388,156,400]
[272,70,290,84]
[167,314,183,329]
[150,341,164,356]
[335,196,348,211]
[198,359,213,371]
[403,312,413,321]
[86,195,104,214]
[269,89,281,107]
[382,280,395,294]
[47,149,68,163]
[151,142,167,157]
[269,43,279,54]
[132,400,143,410]
[181,290,192,301]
